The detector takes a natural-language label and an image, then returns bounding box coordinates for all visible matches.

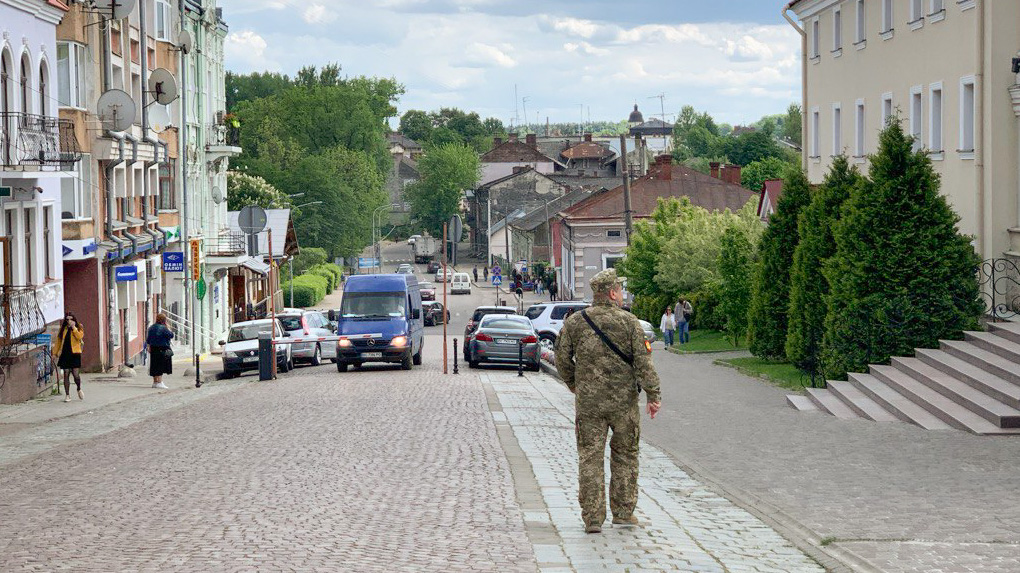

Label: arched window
[20,54,30,114]
[38,61,48,116]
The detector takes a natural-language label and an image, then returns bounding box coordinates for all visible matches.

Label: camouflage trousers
[575,403,640,527]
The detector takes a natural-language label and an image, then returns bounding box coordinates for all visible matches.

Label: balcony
[205,229,246,257]
[205,124,242,166]
[1,113,82,173]
[0,286,46,345]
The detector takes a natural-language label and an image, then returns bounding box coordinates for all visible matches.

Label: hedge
[281,273,328,308]
[306,266,336,293]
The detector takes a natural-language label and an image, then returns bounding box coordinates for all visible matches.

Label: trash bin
[259,332,274,381]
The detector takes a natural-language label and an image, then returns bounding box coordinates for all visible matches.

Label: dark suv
[463,305,517,361]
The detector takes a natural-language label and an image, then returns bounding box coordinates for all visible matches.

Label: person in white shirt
[659,307,676,348]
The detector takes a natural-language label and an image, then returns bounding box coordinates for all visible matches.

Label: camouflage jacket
[555,301,662,412]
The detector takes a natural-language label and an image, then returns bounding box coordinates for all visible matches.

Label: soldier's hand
[646,402,661,419]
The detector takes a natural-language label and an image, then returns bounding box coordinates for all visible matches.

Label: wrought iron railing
[0,113,82,169]
[204,229,246,256]
[209,124,241,147]
[0,286,46,344]
[978,258,1020,322]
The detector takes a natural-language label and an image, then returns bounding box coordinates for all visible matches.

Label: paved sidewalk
[483,369,824,573]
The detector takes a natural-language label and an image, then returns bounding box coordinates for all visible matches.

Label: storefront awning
[241,257,271,276]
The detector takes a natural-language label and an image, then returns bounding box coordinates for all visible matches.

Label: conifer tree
[786,156,861,374]
[718,226,754,346]
[821,121,983,379]
[747,167,812,360]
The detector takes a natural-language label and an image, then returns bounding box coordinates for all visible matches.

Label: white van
[451,272,472,294]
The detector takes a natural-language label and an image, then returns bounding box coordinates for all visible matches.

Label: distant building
[756,179,785,223]
[479,133,559,185]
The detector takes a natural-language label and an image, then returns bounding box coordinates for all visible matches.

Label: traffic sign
[492,265,502,276]
[448,214,463,243]
[358,257,379,268]
[238,205,268,234]
[162,251,184,272]
[196,275,207,300]
[492,275,502,286]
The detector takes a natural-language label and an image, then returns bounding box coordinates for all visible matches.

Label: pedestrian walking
[674,298,693,344]
[659,308,676,348]
[145,314,175,389]
[554,268,662,534]
[549,280,558,302]
[473,266,478,283]
[483,266,488,281]
[53,312,85,402]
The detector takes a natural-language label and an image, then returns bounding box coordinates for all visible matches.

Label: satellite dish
[97,89,136,132]
[95,0,137,19]
[178,29,193,54]
[148,68,179,105]
[211,186,224,204]
[149,104,171,133]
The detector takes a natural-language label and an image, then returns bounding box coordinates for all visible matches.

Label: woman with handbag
[146,314,175,389]
[53,312,85,402]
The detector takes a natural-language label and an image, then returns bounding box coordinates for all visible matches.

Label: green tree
[405,143,480,236]
[723,131,784,166]
[786,156,861,374]
[399,110,433,143]
[291,247,328,275]
[226,171,293,211]
[783,103,803,146]
[820,121,983,379]
[718,226,755,345]
[747,166,812,360]
[617,198,689,299]
[741,156,792,191]
[295,63,342,88]
[226,71,292,111]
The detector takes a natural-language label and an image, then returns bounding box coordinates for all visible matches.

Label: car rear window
[551,305,585,320]
[472,308,516,321]
[278,316,302,331]
[524,306,545,320]
[481,318,531,330]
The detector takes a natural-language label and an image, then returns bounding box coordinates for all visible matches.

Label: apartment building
[786,0,1020,262]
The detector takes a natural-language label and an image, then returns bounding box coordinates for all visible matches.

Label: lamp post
[290,201,323,306]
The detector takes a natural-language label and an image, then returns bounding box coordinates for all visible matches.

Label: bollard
[518,340,524,377]
[258,332,274,381]
[453,338,459,374]
[195,354,202,388]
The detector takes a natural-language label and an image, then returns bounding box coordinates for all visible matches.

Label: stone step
[891,357,1020,428]
[849,372,952,430]
[805,388,860,420]
[786,395,818,412]
[826,380,899,422]
[869,365,1012,434]
[988,321,1020,346]
[937,341,1020,387]
[965,331,1020,363]
[914,348,1020,409]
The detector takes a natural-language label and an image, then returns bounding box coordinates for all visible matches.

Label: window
[61,153,93,219]
[882,93,894,126]
[855,99,866,158]
[38,62,48,116]
[811,18,820,59]
[929,83,943,154]
[57,42,87,109]
[959,77,976,156]
[603,255,624,270]
[155,0,173,41]
[811,107,821,158]
[855,0,866,43]
[607,230,622,238]
[158,159,176,210]
[930,0,944,14]
[833,7,843,52]
[43,206,53,280]
[910,0,924,25]
[24,208,35,285]
[4,210,14,284]
[832,103,842,156]
[910,86,923,151]
[881,0,894,34]
[19,55,30,114]
[551,306,578,320]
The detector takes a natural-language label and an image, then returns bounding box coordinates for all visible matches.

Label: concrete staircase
[787,322,1020,435]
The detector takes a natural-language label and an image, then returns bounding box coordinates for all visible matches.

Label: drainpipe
[104,132,126,370]
[123,133,140,256]
[139,0,158,325]
[783,3,808,171]
[974,0,986,260]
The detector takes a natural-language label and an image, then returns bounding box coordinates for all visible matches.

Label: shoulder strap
[580,310,633,367]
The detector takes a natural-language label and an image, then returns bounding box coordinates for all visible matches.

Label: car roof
[231,318,279,327]
[474,306,516,311]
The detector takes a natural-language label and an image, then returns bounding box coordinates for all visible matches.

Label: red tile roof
[47,0,70,10]
[757,179,785,222]
[481,140,556,164]
[561,161,759,221]
[561,141,612,161]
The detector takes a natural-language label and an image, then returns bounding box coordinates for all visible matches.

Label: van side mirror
[411,309,421,320]
[218,340,226,346]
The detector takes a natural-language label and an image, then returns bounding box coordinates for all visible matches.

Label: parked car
[396,263,415,275]
[418,281,436,301]
[638,319,656,344]
[463,305,517,361]
[335,274,424,371]
[467,314,541,371]
[220,319,293,377]
[426,261,441,274]
[450,272,471,294]
[422,301,450,326]
[276,309,336,366]
[524,302,590,348]
[434,268,453,283]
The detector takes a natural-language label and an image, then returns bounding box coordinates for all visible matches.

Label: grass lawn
[666,329,747,354]
[715,357,818,390]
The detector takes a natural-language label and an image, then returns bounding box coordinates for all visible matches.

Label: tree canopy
[226,171,293,212]
[404,143,480,237]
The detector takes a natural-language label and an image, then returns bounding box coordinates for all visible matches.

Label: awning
[241,257,271,276]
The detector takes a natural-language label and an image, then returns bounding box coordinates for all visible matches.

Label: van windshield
[341,292,406,318]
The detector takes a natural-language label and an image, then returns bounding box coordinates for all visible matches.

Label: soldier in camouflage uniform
[555,268,662,534]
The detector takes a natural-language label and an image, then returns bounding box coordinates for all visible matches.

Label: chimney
[526,133,537,148]
[584,133,592,142]
[710,162,721,179]
[493,136,503,146]
[656,154,672,181]
[722,164,742,185]
[508,133,519,143]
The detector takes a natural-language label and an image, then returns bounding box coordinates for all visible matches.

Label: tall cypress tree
[786,156,862,374]
[821,121,983,379]
[747,167,812,360]
[718,226,754,346]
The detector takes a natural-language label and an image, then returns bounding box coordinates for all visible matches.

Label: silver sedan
[467,314,541,371]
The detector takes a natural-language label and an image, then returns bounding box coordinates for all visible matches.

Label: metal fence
[0,286,46,344]
[0,113,81,169]
[978,258,1020,322]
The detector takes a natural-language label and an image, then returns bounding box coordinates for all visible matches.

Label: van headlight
[390,336,407,348]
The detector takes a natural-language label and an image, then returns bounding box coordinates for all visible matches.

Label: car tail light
[521,335,538,344]
[301,315,310,335]
[474,332,493,342]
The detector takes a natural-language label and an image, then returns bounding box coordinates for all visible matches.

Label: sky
[218,0,802,128]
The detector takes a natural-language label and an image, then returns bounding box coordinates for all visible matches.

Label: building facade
[787,0,1020,263]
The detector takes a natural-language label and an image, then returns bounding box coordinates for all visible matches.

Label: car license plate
[243,356,258,363]
[361,352,383,358]
[496,339,517,345]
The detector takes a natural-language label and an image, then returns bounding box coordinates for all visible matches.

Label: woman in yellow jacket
[53,312,85,402]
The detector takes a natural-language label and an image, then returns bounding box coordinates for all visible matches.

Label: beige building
[785,0,1020,262]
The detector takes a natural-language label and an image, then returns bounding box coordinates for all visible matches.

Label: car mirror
[218,340,226,346]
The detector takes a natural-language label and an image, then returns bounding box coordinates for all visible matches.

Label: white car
[219,319,293,377]
[434,268,453,282]
[524,302,590,347]
[450,272,471,294]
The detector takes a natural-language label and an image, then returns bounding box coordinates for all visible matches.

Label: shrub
[292,248,328,275]
[306,265,336,293]
[632,293,674,325]
[689,283,725,331]
[282,274,328,307]
[718,226,754,346]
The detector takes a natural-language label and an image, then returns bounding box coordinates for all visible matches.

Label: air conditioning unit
[215,110,226,125]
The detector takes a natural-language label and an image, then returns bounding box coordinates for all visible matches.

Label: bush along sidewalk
[281,262,343,307]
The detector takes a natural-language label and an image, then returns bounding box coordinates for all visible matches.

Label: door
[230,275,246,323]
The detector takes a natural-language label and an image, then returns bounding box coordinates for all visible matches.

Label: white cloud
[462,43,518,68]
[225,30,280,71]
[302,4,337,24]
[564,41,609,56]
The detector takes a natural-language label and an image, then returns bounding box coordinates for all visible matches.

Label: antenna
[648,93,668,149]
[147,68,179,106]
[177,29,193,54]
[513,85,520,131]
[94,0,137,19]
[149,104,172,133]
[97,89,137,132]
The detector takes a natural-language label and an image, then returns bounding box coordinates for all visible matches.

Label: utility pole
[620,135,633,246]
[442,223,448,374]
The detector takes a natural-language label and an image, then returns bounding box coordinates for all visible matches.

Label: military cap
[589,268,624,293]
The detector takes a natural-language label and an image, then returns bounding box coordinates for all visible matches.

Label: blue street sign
[492,275,502,286]
[358,257,379,268]
[115,265,138,282]
[163,251,185,272]
[492,265,502,276]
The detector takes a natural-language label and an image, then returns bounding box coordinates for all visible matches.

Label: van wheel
[310,344,322,366]
[412,345,423,365]
[401,353,413,370]
[337,362,348,372]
